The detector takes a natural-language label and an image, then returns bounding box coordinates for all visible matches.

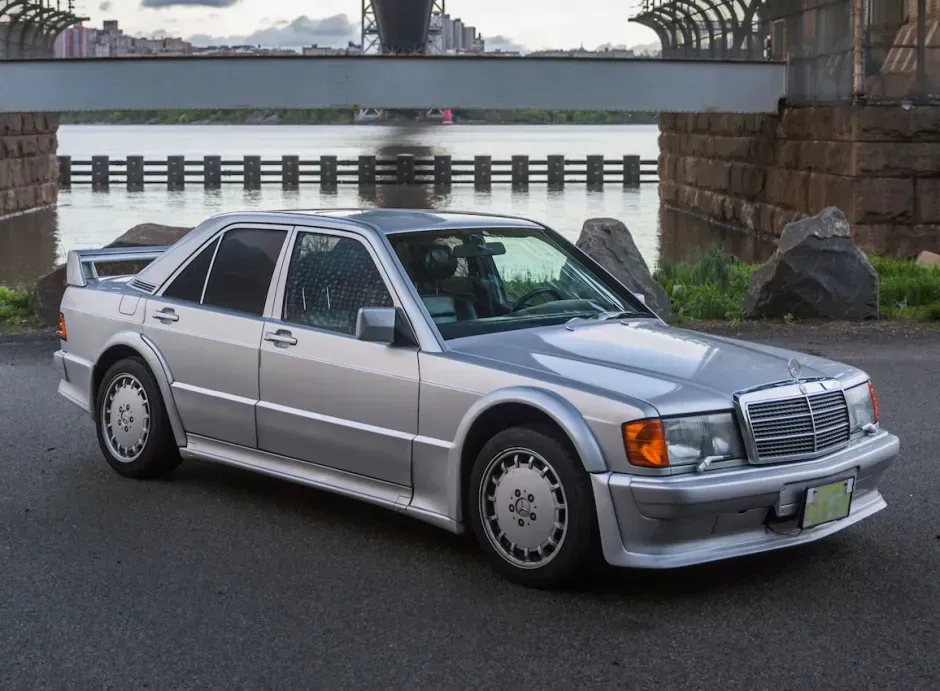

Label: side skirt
[181,435,462,534]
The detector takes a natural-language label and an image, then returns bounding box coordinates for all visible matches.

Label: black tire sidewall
[94,356,179,478]
[468,424,599,588]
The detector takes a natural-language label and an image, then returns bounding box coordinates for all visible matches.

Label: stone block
[659,180,679,204]
[19,135,38,157]
[38,181,58,206]
[853,224,940,259]
[37,134,57,155]
[764,167,788,207]
[908,107,940,142]
[854,105,912,141]
[853,142,940,177]
[807,173,856,219]
[783,169,811,211]
[855,178,914,224]
[20,114,35,135]
[0,114,23,136]
[916,178,940,223]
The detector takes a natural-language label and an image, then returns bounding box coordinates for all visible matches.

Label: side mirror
[632,292,647,305]
[355,307,397,344]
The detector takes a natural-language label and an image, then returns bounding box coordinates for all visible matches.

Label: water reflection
[0,208,59,287]
[658,205,777,265]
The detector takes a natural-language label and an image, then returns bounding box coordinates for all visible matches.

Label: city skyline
[75,0,658,54]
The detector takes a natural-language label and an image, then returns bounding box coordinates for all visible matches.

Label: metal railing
[58,154,659,190]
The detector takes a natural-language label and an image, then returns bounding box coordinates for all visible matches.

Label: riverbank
[60,109,660,126]
[4,249,939,331]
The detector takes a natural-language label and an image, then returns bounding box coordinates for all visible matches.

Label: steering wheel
[508,286,565,313]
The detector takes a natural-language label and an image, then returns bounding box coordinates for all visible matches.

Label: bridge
[0,0,789,114]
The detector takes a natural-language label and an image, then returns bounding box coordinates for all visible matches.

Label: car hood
[445,320,865,417]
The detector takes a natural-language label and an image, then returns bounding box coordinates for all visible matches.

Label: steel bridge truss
[361,0,445,55]
[0,0,85,58]
[629,0,768,60]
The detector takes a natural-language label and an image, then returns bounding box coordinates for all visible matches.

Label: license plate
[801,477,855,529]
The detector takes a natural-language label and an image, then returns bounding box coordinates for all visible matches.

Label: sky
[84,0,660,53]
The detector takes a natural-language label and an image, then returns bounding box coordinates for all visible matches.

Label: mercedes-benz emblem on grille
[788,358,802,381]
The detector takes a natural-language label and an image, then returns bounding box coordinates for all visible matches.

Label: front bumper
[591,430,899,569]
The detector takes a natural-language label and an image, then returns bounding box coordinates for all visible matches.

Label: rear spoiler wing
[65,246,170,287]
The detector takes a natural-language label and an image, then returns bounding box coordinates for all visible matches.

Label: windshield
[388,226,650,340]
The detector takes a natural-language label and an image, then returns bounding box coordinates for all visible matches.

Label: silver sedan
[53,209,899,588]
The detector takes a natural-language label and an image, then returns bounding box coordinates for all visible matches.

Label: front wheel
[468,424,600,588]
[94,356,182,479]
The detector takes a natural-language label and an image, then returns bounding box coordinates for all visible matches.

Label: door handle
[151,308,179,322]
[264,330,297,346]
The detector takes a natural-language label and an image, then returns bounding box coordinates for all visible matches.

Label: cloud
[482,34,525,53]
[187,14,359,49]
[141,0,240,9]
[98,1,112,10]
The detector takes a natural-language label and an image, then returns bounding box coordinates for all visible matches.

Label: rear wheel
[468,424,600,588]
[95,356,182,479]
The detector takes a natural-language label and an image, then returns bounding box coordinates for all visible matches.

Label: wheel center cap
[514,497,531,519]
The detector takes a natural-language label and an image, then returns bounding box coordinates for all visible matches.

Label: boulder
[916,250,940,266]
[743,207,879,320]
[575,217,673,319]
[34,223,191,325]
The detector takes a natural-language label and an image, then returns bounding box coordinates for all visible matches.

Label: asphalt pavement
[1,326,938,690]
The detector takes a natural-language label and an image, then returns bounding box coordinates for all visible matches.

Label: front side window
[281,232,394,336]
[388,227,649,340]
[202,228,287,316]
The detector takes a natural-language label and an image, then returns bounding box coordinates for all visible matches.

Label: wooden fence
[57,154,658,190]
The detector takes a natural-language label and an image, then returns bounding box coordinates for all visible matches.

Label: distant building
[436,13,485,54]
[528,46,636,58]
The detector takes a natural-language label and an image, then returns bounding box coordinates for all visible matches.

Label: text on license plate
[801,477,855,529]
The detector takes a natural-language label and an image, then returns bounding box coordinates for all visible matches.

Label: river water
[0,123,774,286]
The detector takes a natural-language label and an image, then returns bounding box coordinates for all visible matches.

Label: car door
[144,223,291,449]
[256,227,420,488]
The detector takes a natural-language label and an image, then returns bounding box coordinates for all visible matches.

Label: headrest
[413,243,458,282]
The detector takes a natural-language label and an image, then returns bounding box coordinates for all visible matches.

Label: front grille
[745,389,850,462]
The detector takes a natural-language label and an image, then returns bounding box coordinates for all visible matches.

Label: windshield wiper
[564,310,645,330]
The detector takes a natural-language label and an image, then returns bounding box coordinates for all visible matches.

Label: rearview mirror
[355,307,397,344]
[632,292,647,305]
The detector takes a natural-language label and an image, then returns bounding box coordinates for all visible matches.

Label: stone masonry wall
[658,106,940,258]
[0,113,60,219]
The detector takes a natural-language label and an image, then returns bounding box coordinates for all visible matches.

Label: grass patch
[0,285,39,331]
[654,250,940,322]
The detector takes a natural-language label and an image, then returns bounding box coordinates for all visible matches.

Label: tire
[468,424,600,589]
[94,356,182,479]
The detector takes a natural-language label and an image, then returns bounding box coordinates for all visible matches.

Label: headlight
[662,413,746,467]
[845,381,879,432]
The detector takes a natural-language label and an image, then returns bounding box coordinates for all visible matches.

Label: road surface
[1,325,938,689]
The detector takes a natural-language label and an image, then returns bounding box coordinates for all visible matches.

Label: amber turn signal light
[868,381,880,423]
[622,418,669,468]
[56,313,67,341]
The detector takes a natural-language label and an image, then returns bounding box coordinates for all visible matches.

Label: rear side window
[202,228,287,316]
[162,237,218,303]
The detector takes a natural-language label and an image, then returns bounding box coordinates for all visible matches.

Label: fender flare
[446,385,609,522]
[93,331,187,448]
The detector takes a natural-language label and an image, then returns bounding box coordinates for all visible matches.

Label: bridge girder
[361,0,444,55]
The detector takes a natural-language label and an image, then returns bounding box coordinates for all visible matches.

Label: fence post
[126,155,144,191]
[474,155,492,189]
[320,155,338,189]
[204,156,221,189]
[547,155,564,187]
[167,156,185,190]
[623,155,641,187]
[58,155,71,189]
[243,156,261,190]
[434,155,452,186]
[396,154,415,184]
[358,155,376,186]
[91,155,109,190]
[282,155,299,190]
[587,155,604,187]
[511,155,529,188]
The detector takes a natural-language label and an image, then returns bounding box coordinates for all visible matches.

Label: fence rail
[57,154,658,190]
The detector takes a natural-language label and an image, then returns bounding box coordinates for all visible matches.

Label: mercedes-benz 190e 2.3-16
[53,209,899,588]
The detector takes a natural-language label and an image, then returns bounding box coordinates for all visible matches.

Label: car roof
[272,208,545,234]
